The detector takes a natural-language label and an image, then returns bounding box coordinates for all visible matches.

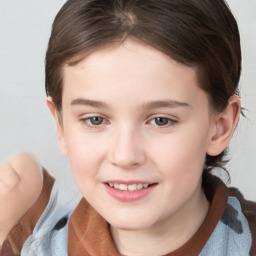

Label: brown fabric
[229,187,256,256]
[67,175,230,256]
[0,169,54,256]
[68,200,121,256]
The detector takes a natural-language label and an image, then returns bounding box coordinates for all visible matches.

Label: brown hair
[45,0,241,175]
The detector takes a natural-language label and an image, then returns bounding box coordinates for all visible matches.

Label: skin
[48,40,240,255]
[0,153,43,247]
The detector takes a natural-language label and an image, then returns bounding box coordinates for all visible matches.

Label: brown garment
[1,172,256,256]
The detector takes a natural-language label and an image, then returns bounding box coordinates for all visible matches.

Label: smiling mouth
[106,183,154,192]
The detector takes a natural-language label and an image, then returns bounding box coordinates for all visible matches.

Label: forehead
[66,41,181,75]
[61,40,207,109]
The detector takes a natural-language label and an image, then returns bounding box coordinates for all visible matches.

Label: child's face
[57,40,217,231]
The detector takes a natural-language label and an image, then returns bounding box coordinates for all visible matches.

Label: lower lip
[104,184,157,202]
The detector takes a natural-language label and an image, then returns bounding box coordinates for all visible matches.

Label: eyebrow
[71,98,190,109]
[143,100,191,109]
[71,98,107,108]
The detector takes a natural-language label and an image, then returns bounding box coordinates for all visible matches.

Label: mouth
[106,182,155,192]
[104,182,157,202]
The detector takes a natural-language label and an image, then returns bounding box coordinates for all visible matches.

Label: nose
[109,125,146,169]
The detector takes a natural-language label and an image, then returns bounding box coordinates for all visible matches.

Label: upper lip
[103,180,156,185]
[104,180,155,185]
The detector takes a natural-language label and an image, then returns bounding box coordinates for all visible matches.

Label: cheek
[64,128,107,185]
[152,132,208,210]
[151,126,208,181]
[67,142,99,198]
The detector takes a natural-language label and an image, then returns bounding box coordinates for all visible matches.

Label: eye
[88,116,104,125]
[149,117,176,127]
[81,116,107,127]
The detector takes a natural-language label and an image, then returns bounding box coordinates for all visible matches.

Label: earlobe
[207,95,240,156]
[46,97,68,156]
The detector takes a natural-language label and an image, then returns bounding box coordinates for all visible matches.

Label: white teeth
[119,184,128,191]
[108,183,150,191]
[128,184,137,191]
[137,184,143,190]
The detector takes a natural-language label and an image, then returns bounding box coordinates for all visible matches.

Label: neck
[110,188,209,256]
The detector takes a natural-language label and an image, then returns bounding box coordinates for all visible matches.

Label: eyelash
[147,117,177,127]
[80,116,108,128]
[80,116,177,129]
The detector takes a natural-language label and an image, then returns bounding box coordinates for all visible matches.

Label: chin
[109,217,154,231]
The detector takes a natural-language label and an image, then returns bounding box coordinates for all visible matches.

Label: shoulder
[229,187,256,256]
[202,174,256,256]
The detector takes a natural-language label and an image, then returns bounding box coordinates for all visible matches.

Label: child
[1,0,256,255]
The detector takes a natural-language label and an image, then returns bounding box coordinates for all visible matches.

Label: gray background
[0,0,255,204]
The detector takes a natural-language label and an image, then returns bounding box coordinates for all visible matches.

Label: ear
[206,95,240,156]
[46,97,68,156]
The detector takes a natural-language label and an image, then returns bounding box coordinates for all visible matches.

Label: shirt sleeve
[0,169,55,256]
